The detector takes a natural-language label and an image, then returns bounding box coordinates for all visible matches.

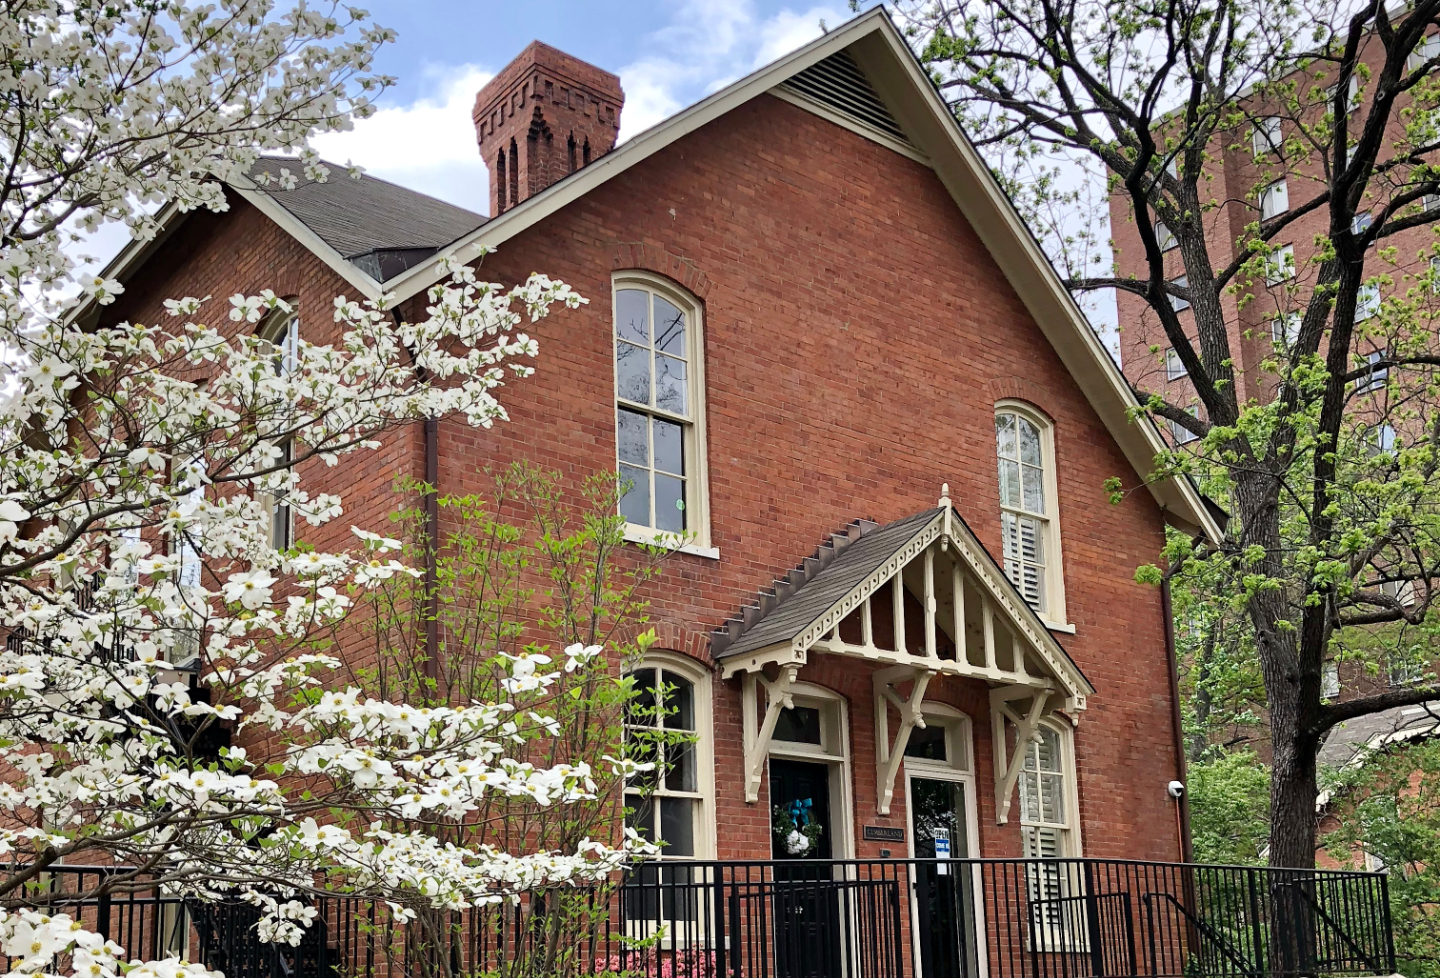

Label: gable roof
[71,159,485,328]
[721,508,940,659]
[80,9,1221,541]
[1319,700,1440,770]
[375,8,1222,543]
[713,500,1094,712]
[244,158,485,277]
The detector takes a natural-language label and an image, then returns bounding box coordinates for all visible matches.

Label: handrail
[1143,891,1262,978]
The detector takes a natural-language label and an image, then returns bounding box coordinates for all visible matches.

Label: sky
[310,0,871,216]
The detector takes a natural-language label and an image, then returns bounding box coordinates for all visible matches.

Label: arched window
[624,656,713,862]
[258,307,299,550]
[613,276,709,547]
[995,403,1066,622]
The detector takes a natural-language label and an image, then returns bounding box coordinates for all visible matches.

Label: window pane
[626,793,655,841]
[653,295,686,355]
[996,414,1017,460]
[666,673,695,730]
[999,459,1021,509]
[666,740,697,792]
[629,669,658,725]
[659,797,696,856]
[774,705,822,744]
[618,408,649,465]
[620,464,650,526]
[1018,418,1042,466]
[1022,464,1045,514]
[1037,727,1061,771]
[1040,772,1065,824]
[616,289,649,344]
[904,723,947,761]
[655,354,688,415]
[654,474,686,532]
[653,418,685,475]
[617,341,651,404]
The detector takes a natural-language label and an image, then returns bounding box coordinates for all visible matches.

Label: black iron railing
[0,858,1396,978]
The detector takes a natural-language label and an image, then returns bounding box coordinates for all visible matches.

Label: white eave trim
[225,181,386,301]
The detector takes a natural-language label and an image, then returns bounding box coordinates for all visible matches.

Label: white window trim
[257,307,300,551]
[613,272,712,550]
[1265,244,1295,285]
[995,400,1070,629]
[625,652,717,861]
[766,681,855,859]
[1260,179,1289,220]
[1252,116,1282,158]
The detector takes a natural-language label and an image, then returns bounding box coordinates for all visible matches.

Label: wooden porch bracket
[742,664,800,803]
[873,665,936,815]
[991,686,1050,825]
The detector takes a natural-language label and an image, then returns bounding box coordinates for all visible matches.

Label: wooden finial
[938,483,952,509]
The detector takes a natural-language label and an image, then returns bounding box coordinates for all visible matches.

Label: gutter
[1161,578,1194,862]
[391,309,440,678]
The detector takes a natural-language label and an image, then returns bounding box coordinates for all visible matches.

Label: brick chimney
[473,42,624,215]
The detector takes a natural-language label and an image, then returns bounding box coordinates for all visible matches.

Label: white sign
[934,828,951,875]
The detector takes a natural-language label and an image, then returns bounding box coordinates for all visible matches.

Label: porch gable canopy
[715,490,1095,809]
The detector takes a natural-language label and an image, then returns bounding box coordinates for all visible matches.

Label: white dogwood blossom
[0,2,650,971]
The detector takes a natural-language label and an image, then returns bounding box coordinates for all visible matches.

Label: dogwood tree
[0,2,648,975]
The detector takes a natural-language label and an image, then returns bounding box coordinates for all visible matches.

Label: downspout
[392,308,440,680]
[1161,577,1194,862]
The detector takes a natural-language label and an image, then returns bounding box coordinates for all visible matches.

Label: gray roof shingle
[246,158,485,277]
[720,509,941,659]
[1318,700,1440,769]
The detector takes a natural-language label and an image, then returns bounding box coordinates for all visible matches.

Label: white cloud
[617,0,851,139]
[312,64,494,215]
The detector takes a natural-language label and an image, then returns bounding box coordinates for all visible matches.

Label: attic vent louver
[780,50,911,146]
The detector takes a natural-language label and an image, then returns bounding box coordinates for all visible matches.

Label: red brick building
[87,9,1232,973]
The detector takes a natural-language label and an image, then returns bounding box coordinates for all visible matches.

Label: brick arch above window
[984,378,1059,423]
[609,243,711,301]
[651,621,717,665]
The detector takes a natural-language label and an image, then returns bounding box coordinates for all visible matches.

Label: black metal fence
[0,858,1396,978]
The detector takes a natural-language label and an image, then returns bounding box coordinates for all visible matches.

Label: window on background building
[169,462,206,665]
[1252,116,1283,158]
[1351,211,1374,236]
[1389,655,1423,687]
[614,278,707,545]
[1156,221,1177,252]
[1369,423,1397,455]
[1356,350,1388,393]
[1169,275,1191,311]
[1327,76,1361,114]
[258,307,300,550]
[1170,406,1201,445]
[1356,283,1381,322]
[1410,33,1440,71]
[1323,662,1340,700]
[1432,255,1440,295]
[1265,245,1295,285]
[1261,180,1289,220]
[996,407,1063,619]
[1165,348,1188,380]
[1271,312,1300,346]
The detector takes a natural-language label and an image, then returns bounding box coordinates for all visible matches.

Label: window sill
[623,526,720,560]
[1042,620,1076,635]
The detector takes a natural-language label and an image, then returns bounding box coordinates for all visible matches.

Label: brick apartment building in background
[1108,30,1440,769]
[75,8,1399,974]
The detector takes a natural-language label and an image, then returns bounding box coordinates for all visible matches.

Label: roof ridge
[710,517,880,658]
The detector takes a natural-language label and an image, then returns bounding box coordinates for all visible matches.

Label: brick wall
[419,92,1185,862]
[113,92,1187,863]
